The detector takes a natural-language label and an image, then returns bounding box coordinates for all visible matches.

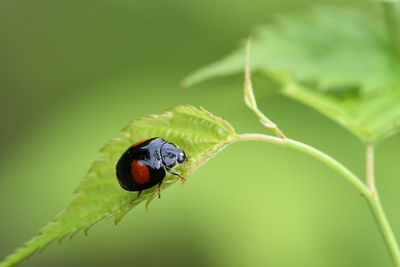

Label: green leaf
[184,8,400,143]
[281,79,400,143]
[0,105,237,267]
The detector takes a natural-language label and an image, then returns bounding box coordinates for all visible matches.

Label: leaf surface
[0,105,237,267]
[184,8,400,143]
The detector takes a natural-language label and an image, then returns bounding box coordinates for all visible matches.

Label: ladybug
[116,137,187,197]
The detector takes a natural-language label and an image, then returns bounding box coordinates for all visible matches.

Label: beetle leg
[130,190,142,204]
[157,183,162,198]
[166,168,186,182]
[173,172,186,181]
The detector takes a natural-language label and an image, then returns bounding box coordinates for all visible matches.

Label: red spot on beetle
[131,160,150,184]
[133,139,150,147]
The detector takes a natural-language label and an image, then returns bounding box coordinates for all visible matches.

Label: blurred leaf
[281,79,400,143]
[183,8,395,92]
[184,8,400,143]
[0,105,237,267]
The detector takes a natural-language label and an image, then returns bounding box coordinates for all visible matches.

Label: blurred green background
[1,0,400,266]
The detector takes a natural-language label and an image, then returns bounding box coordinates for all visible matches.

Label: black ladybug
[116,137,187,197]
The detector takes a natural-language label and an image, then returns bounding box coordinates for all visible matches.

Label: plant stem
[243,38,286,139]
[382,0,400,60]
[366,144,377,197]
[237,133,370,197]
[237,133,400,266]
[365,143,400,266]
[368,196,400,266]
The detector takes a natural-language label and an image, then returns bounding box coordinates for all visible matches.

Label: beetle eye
[177,151,186,163]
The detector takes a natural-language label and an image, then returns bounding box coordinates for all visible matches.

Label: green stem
[237,133,370,197]
[382,0,400,60]
[368,197,400,266]
[366,144,377,196]
[365,143,400,266]
[237,133,400,266]
[243,37,286,139]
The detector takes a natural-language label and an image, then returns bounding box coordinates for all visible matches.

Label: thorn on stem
[260,120,276,129]
[370,190,379,199]
[278,132,288,140]
[260,120,287,140]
